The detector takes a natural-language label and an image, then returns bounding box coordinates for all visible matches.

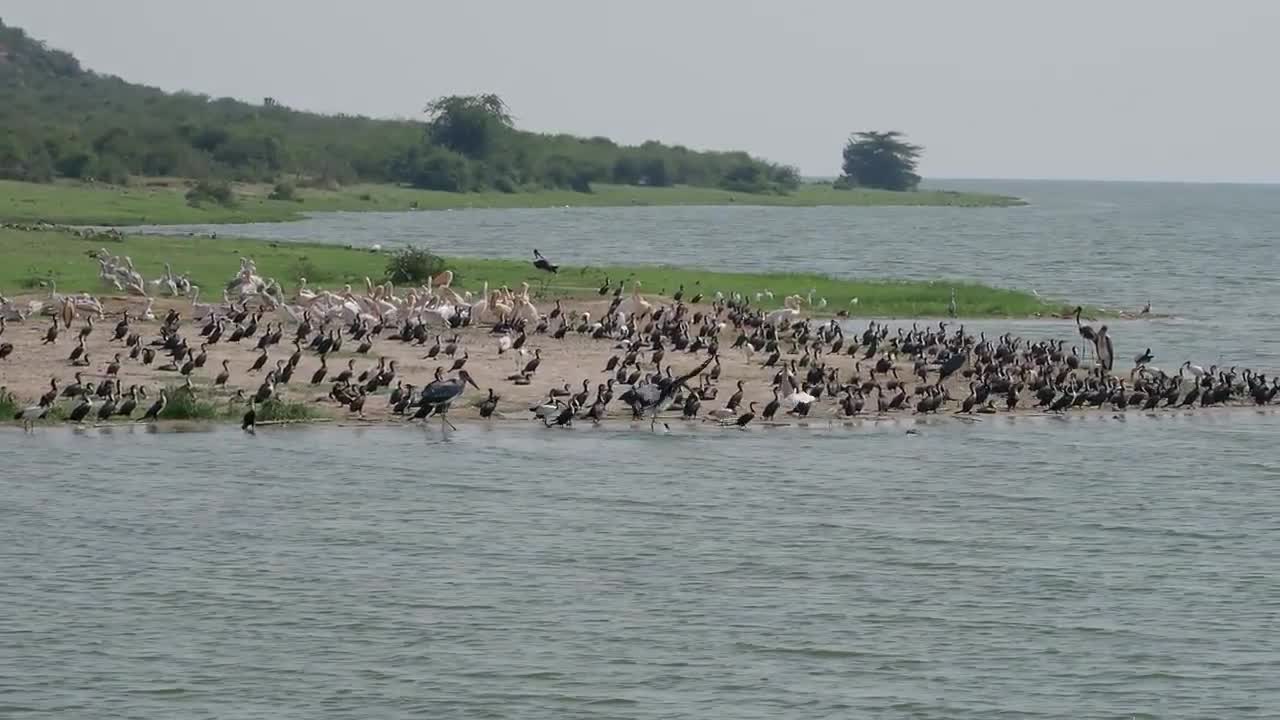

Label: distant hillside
[0,19,798,194]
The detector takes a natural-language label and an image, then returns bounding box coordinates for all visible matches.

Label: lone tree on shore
[839,131,922,191]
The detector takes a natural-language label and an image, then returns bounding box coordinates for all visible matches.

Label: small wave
[734,641,877,659]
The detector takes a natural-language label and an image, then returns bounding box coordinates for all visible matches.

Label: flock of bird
[2,249,1276,434]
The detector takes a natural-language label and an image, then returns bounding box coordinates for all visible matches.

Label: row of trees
[0,21,799,194]
[390,93,800,193]
[0,20,926,194]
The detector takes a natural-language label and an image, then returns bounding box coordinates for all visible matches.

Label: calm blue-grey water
[137,179,1280,368]
[4,417,1280,719]
[10,180,1280,718]
[137,180,1280,323]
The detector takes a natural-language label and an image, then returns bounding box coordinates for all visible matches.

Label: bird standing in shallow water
[627,354,716,431]
[414,370,481,430]
[479,389,499,418]
[242,400,256,433]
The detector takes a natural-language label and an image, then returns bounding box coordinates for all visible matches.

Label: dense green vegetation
[157,386,223,420]
[839,131,924,191]
[0,228,1067,318]
[155,387,317,422]
[0,381,319,424]
[0,20,797,195]
[0,387,18,418]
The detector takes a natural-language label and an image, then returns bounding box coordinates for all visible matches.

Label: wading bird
[414,370,481,430]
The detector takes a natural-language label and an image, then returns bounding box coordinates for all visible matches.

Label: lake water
[8,180,1280,718]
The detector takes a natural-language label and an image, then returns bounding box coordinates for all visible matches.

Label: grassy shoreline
[1,228,1065,318]
[0,178,1025,227]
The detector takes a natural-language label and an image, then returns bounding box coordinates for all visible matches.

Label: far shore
[0,178,1026,227]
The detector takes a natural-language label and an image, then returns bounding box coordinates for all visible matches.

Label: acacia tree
[424,93,513,159]
[839,131,922,191]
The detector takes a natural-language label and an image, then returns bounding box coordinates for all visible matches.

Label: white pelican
[189,286,217,320]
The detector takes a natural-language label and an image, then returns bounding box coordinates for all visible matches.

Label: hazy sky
[5,1,1278,181]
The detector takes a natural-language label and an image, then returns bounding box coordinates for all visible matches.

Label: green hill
[0,19,798,195]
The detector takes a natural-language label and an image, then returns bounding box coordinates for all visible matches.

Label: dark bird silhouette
[214,359,231,386]
[1074,306,1096,341]
[533,249,559,274]
[116,386,140,418]
[140,389,168,421]
[762,389,781,421]
[626,354,716,430]
[248,349,268,374]
[310,354,328,384]
[479,389,499,418]
[414,370,481,429]
[242,400,256,433]
[68,396,93,423]
[522,349,542,375]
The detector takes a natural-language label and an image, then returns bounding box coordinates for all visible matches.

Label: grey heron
[625,354,715,431]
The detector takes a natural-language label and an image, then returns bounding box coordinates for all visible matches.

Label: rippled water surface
[10,181,1280,718]
[5,418,1280,719]
[142,180,1280,320]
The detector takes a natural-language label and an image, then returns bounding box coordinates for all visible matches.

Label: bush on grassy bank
[185,180,237,208]
[0,387,19,418]
[157,387,223,420]
[385,246,449,284]
[256,398,320,422]
[268,180,299,201]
